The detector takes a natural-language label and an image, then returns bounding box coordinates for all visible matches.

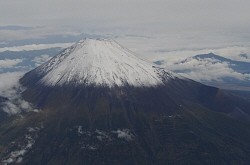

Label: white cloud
[160,57,246,82]
[32,55,51,66]
[0,59,23,68]
[19,99,31,110]
[2,132,36,164]
[0,72,24,97]
[115,37,250,83]
[115,36,250,83]
[112,129,134,141]
[117,36,250,63]
[181,65,243,82]
[0,72,36,115]
[2,99,35,115]
[2,101,20,115]
[0,26,81,41]
[0,43,72,52]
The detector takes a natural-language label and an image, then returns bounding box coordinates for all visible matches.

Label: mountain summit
[28,38,175,87]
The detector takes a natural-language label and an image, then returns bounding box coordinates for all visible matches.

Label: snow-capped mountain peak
[33,38,173,87]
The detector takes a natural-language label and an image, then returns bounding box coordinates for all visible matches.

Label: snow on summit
[35,38,171,87]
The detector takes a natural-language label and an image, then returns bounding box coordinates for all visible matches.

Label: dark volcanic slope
[0,96,8,121]
[1,39,250,165]
[19,73,250,118]
[0,77,249,165]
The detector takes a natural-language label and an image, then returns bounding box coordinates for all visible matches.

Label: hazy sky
[1,0,249,31]
[1,0,250,49]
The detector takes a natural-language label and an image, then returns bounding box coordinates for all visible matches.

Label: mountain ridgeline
[1,39,250,165]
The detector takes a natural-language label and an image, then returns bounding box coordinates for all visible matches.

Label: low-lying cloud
[0,72,37,115]
[176,60,244,82]
[0,72,24,97]
[156,56,248,82]
[0,43,72,53]
[32,54,51,66]
[0,59,23,68]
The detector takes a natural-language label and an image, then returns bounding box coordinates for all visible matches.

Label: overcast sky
[1,0,250,49]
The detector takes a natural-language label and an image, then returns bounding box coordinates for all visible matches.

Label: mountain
[155,53,250,90]
[175,52,250,75]
[239,53,250,60]
[0,39,250,165]
[22,38,171,87]
[186,53,250,89]
[192,53,250,74]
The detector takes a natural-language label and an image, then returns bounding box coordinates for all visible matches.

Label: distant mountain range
[154,53,250,90]
[190,53,250,74]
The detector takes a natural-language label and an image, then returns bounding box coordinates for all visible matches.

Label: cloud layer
[169,58,245,82]
[0,72,24,97]
[0,72,37,115]
[116,37,250,85]
[0,43,71,52]
[32,55,51,66]
[0,59,23,68]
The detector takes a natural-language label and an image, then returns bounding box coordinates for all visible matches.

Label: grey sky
[1,0,250,49]
[1,0,249,30]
